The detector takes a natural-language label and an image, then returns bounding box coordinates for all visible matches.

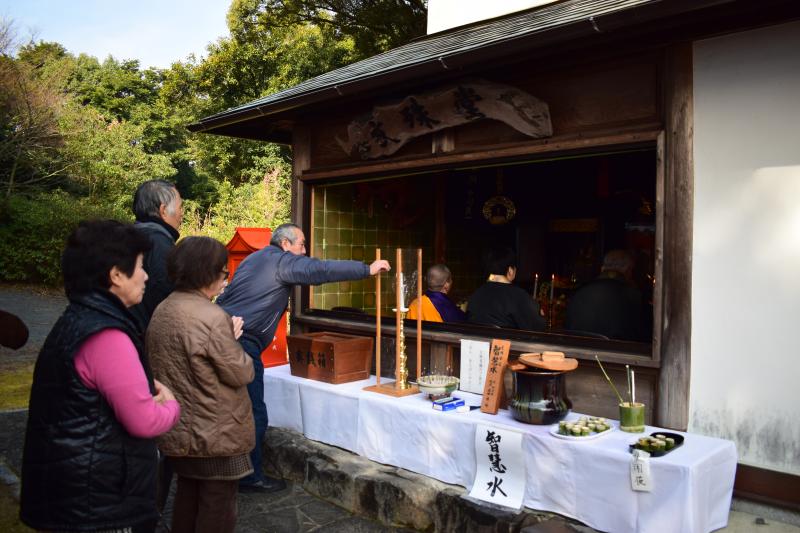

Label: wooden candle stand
[363,247,421,397]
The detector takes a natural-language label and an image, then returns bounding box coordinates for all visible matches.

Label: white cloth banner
[264,365,737,533]
[469,424,526,509]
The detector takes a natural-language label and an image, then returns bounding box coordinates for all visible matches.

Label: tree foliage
[0,36,67,195]
[0,1,426,284]
[230,0,427,59]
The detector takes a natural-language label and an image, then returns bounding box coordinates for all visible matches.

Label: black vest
[20,290,159,531]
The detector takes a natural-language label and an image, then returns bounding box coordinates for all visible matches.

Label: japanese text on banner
[469,424,526,509]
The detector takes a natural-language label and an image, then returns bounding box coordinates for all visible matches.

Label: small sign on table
[630,449,653,492]
[459,339,490,394]
[480,339,510,414]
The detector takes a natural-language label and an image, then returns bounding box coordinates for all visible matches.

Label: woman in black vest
[20,220,181,533]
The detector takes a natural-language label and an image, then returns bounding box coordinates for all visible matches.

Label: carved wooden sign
[481,339,511,415]
[336,79,552,160]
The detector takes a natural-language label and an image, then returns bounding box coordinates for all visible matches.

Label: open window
[307,146,657,355]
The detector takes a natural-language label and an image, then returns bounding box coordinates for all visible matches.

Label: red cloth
[74,329,180,438]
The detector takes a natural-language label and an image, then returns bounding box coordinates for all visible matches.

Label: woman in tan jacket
[147,236,254,533]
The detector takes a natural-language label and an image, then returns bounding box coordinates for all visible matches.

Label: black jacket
[129,219,177,329]
[20,290,159,531]
[565,277,646,341]
[467,281,546,331]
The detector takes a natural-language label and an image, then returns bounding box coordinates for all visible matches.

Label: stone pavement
[0,285,66,369]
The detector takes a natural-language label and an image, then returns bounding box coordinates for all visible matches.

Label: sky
[0,0,231,69]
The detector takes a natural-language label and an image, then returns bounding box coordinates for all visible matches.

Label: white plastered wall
[426,0,555,34]
[691,20,800,475]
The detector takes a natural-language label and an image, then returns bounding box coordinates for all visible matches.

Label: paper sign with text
[459,340,490,394]
[630,449,653,492]
[469,424,526,509]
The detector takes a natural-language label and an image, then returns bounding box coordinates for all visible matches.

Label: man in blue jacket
[217,223,390,493]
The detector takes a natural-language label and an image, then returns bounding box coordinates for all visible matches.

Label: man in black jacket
[218,222,390,493]
[565,250,647,341]
[129,179,183,329]
[128,179,182,513]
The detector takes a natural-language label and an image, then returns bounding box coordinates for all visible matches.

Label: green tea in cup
[619,402,645,433]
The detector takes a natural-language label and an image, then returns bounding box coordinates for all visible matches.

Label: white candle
[399,272,405,309]
[533,273,539,299]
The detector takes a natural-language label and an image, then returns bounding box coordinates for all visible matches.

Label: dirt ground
[0,284,66,410]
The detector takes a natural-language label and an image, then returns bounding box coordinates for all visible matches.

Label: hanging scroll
[337,78,552,160]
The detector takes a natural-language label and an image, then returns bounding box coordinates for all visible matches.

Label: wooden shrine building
[191,0,800,509]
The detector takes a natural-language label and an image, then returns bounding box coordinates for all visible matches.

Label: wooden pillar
[657,43,694,430]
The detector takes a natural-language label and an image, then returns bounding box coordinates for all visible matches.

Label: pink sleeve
[74,329,180,438]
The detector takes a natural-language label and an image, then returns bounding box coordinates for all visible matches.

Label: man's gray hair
[270,223,302,247]
[133,180,179,220]
[426,264,452,292]
[601,249,634,275]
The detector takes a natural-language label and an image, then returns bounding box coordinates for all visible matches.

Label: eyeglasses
[220,269,230,280]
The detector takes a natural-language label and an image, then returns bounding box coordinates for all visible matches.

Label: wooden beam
[300,129,661,182]
[734,464,800,512]
[294,314,655,367]
[656,43,694,430]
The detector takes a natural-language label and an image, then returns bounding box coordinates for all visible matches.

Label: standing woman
[147,237,254,533]
[20,220,181,533]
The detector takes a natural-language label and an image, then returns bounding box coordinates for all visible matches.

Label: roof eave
[187,0,797,140]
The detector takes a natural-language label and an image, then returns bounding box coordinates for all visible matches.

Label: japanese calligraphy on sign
[286,332,372,384]
[469,424,525,509]
[630,449,653,492]
[459,340,490,394]
[481,339,511,415]
[337,78,552,160]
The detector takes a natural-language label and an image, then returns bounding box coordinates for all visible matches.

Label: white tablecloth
[264,365,736,533]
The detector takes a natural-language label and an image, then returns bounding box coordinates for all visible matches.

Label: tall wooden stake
[416,248,422,380]
[375,248,381,386]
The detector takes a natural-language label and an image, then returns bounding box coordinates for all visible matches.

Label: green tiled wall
[311,183,434,315]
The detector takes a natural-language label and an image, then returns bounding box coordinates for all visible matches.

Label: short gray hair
[426,264,451,292]
[601,250,634,275]
[133,180,179,220]
[270,223,301,247]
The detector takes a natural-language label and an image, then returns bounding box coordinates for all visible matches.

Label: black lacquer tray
[628,431,685,457]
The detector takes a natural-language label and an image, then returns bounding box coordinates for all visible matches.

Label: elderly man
[128,179,183,513]
[217,222,390,493]
[565,250,647,341]
[407,264,466,323]
[129,179,183,329]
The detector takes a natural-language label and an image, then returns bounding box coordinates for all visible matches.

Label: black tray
[628,431,685,457]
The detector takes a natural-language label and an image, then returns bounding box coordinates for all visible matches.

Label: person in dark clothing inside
[217,222,391,493]
[565,249,647,341]
[467,246,546,331]
[129,179,183,329]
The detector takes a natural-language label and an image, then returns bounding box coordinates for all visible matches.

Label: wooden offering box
[287,332,373,384]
